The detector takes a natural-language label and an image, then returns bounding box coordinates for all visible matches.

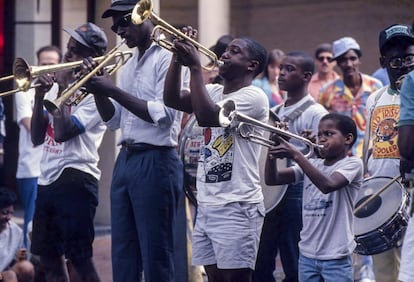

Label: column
[198,0,230,62]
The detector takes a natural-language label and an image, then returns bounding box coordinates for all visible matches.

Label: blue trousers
[17,177,38,247]
[253,182,303,282]
[110,147,184,282]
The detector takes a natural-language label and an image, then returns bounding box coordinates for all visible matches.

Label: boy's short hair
[0,188,17,209]
[321,113,357,147]
[240,37,268,76]
[286,51,315,74]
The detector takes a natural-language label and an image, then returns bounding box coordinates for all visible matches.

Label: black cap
[64,22,108,56]
[379,24,414,54]
[102,0,139,18]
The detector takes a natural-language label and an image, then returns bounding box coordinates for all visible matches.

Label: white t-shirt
[277,95,328,155]
[38,84,106,185]
[293,156,363,259]
[196,84,269,206]
[15,89,43,178]
[0,221,23,271]
[366,86,400,178]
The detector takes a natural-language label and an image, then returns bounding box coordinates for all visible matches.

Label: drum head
[179,112,288,213]
[260,111,288,213]
[354,176,405,235]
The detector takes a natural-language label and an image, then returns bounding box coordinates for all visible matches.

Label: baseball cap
[379,24,414,54]
[64,22,108,56]
[102,0,139,18]
[332,37,360,60]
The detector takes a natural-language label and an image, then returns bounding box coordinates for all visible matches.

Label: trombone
[0,52,129,98]
[219,100,323,158]
[43,39,132,117]
[131,0,223,71]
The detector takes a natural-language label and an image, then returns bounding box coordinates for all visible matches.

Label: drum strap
[271,99,316,123]
[271,99,316,166]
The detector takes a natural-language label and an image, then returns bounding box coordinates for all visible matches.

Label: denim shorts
[299,253,353,282]
[192,201,265,269]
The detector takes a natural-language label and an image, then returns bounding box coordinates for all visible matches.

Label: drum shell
[353,176,410,255]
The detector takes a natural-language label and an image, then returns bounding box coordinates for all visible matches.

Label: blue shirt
[399,70,414,126]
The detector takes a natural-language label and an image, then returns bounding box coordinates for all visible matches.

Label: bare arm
[52,103,83,143]
[164,54,192,113]
[264,153,295,185]
[267,136,349,194]
[31,76,51,145]
[172,37,221,127]
[84,60,153,123]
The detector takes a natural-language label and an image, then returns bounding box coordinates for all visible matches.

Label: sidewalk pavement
[12,208,285,282]
[12,207,113,282]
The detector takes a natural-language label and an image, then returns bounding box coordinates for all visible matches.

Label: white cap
[332,37,360,60]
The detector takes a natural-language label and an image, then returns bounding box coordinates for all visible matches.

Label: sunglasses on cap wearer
[387,54,414,69]
[317,55,333,62]
[111,13,132,33]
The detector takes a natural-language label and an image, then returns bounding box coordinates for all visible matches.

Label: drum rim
[354,175,408,235]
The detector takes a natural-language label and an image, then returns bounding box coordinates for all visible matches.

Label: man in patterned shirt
[319,37,383,158]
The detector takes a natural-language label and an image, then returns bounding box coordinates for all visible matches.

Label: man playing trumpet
[163,26,269,282]
[30,22,107,282]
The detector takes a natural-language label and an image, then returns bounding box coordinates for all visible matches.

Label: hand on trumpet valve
[181,26,198,40]
[267,134,298,160]
[171,27,201,68]
[79,57,112,95]
[300,129,317,145]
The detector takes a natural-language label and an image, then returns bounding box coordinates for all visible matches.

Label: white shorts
[192,201,265,270]
[399,216,414,281]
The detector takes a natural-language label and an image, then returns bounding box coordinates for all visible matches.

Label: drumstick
[353,175,401,216]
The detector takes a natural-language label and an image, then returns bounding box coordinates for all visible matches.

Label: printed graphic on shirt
[200,127,234,183]
[370,105,399,159]
[304,198,332,217]
[43,123,63,154]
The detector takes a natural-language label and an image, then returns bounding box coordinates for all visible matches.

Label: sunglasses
[388,54,414,69]
[111,13,132,33]
[317,56,333,62]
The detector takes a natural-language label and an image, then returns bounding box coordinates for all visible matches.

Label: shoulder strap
[284,99,316,122]
[270,99,316,122]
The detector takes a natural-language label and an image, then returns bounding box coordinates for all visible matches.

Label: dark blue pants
[253,181,303,282]
[110,146,184,282]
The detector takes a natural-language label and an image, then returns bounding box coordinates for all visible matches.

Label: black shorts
[31,167,99,260]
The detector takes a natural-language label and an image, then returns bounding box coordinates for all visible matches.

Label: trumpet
[43,40,132,117]
[219,100,323,158]
[131,0,223,71]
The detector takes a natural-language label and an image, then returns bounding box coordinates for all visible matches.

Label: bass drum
[179,112,288,213]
